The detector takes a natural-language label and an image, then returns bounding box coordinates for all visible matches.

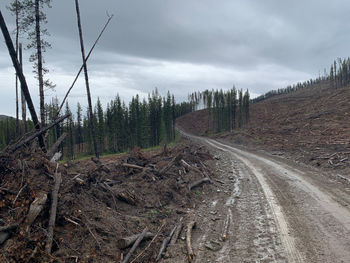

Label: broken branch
[117,232,154,249]
[122,227,148,263]
[186,221,196,262]
[189,177,212,191]
[156,225,176,261]
[170,217,183,245]
[46,170,62,254]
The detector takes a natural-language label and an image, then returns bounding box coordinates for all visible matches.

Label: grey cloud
[1,0,349,116]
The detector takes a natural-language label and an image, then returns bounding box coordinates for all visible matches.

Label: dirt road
[165,132,350,262]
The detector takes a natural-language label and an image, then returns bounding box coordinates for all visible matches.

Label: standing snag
[74,0,99,159]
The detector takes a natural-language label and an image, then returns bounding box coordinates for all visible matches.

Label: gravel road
[165,132,350,263]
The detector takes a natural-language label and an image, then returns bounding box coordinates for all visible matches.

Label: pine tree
[19,0,55,127]
[96,98,105,153]
[76,102,83,154]
[64,102,74,159]
[238,89,243,128]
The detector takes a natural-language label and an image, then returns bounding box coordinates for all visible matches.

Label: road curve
[181,130,350,263]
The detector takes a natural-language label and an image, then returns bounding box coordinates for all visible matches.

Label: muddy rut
[165,132,350,263]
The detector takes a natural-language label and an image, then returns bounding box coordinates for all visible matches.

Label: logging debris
[0,140,216,262]
[186,221,196,262]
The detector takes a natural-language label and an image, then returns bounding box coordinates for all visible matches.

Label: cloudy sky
[1,0,350,117]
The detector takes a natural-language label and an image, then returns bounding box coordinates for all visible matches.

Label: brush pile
[0,140,215,262]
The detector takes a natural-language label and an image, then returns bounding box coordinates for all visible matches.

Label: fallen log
[129,221,166,263]
[156,225,177,261]
[170,217,183,245]
[46,132,67,159]
[117,232,154,249]
[121,163,144,170]
[122,227,149,263]
[46,171,62,254]
[181,159,202,174]
[7,114,70,153]
[189,177,212,191]
[26,192,47,230]
[186,221,196,262]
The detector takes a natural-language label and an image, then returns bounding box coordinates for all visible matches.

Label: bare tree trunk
[15,0,19,136]
[0,10,45,151]
[35,0,45,127]
[56,14,113,116]
[74,0,99,158]
[19,43,27,134]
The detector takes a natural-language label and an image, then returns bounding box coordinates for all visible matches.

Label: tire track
[205,139,304,262]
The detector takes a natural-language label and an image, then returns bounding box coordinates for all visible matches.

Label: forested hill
[0,115,11,121]
[0,90,194,158]
[177,73,350,169]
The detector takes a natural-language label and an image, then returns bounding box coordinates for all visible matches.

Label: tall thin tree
[74,0,99,158]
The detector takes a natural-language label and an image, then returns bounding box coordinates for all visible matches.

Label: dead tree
[0,9,45,150]
[19,43,27,134]
[7,113,70,153]
[57,14,113,116]
[74,0,99,158]
[15,0,20,136]
[34,0,45,127]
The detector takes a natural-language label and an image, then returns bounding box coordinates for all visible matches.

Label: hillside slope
[177,83,350,171]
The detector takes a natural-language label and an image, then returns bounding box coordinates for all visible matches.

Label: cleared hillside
[177,83,350,171]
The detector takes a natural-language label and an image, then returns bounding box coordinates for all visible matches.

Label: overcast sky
[1,0,350,117]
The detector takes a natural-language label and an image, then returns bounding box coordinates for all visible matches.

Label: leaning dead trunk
[74,0,99,159]
[0,10,45,150]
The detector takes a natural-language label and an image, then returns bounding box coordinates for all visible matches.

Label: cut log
[121,163,144,170]
[156,225,177,261]
[26,192,47,230]
[46,132,67,159]
[122,227,149,263]
[117,232,154,249]
[170,217,183,245]
[46,172,62,254]
[189,178,212,191]
[186,221,196,262]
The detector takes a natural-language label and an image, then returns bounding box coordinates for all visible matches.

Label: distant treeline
[252,57,350,103]
[187,88,250,133]
[0,89,194,159]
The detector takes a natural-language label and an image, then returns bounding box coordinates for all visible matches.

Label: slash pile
[0,140,215,262]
